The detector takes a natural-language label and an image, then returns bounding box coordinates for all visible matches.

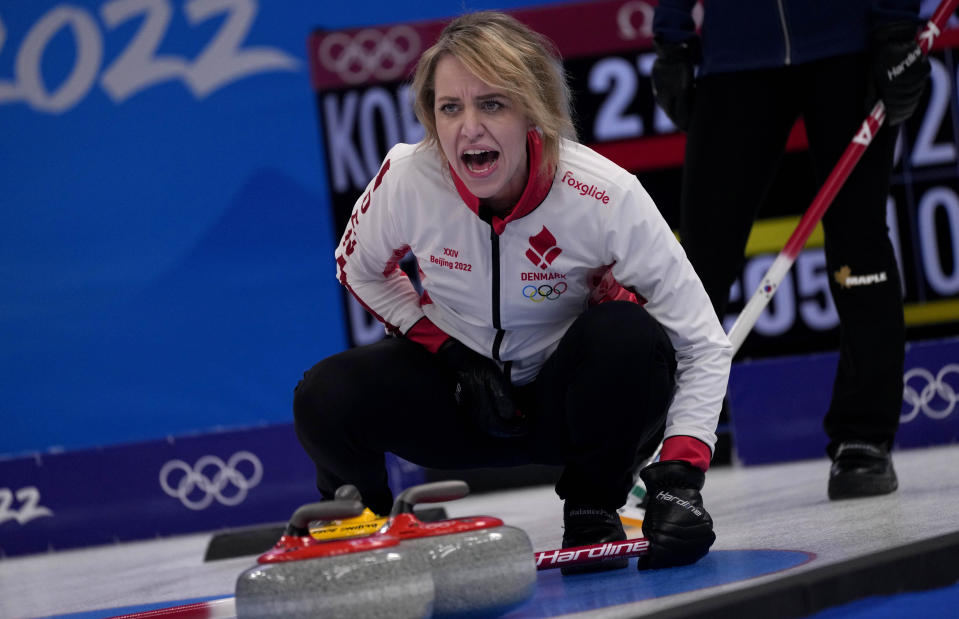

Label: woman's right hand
[437,339,527,438]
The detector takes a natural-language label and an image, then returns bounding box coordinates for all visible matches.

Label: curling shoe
[828,441,898,500]
[560,502,628,575]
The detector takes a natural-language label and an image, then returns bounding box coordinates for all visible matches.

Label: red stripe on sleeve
[341,281,400,335]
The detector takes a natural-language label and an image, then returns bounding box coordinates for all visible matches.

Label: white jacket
[335,135,732,451]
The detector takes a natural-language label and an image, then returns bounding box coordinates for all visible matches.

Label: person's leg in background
[680,67,800,320]
[679,67,801,462]
[803,53,904,499]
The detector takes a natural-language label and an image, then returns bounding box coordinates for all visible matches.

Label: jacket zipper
[489,225,505,363]
[776,0,792,65]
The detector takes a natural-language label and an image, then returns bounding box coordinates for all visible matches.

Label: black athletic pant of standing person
[293,301,675,516]
[679,53,905,455]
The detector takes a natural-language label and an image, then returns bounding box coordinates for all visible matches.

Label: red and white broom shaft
[727,0,958,353]
[107,597,236,618]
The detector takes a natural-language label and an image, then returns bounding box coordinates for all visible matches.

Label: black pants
[293,301,675,515]
[682,53,905,453]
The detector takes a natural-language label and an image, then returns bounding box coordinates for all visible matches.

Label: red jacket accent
[406,317,450,353]
[660,435,712,472]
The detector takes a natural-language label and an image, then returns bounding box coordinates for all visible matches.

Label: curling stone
[235,499,434,619]
[386,481,537,618]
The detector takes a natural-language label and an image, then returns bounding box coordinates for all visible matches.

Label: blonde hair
[411,11,575,173]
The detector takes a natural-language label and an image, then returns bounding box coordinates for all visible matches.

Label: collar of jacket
[448,129,554,235]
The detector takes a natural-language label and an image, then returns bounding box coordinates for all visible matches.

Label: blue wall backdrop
[0,0,561,458]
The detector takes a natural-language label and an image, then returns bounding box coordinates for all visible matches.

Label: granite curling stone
[235,498,434,618]
[386,481,537,618]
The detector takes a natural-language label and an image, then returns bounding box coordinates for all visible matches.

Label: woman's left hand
[636,460,716,570]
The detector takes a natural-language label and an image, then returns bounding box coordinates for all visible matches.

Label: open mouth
[461,149,499,174]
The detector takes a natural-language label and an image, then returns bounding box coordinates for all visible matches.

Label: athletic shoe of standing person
[828,441,898,500]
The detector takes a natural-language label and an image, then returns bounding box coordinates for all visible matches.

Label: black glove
[871,20,930,126]
[437,339,526,438]
[651,36,699,132]
[637,460,715,570]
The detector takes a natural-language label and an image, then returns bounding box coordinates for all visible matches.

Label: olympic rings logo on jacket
[522,282,568,302]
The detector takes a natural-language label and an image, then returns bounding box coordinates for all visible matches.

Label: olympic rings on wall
[317,26,421,84]
[159,451,263,511]
[522,282,568,302]
[901,363,959,423]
